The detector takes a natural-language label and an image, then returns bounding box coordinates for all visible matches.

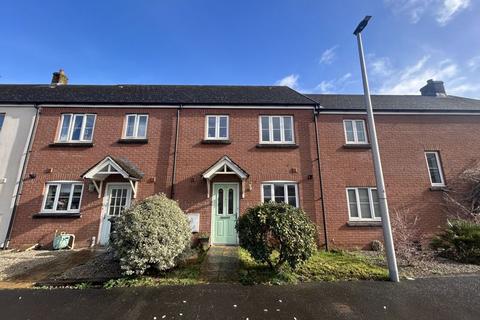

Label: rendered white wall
[0,106,36,247]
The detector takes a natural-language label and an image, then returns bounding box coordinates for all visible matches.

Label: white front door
[99,183,132,245]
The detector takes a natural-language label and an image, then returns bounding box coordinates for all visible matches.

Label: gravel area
[361,250,480,278]
[57,250,122,280]
[0,250,73,281]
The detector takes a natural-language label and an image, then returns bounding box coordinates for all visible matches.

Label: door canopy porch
[202,156,249,198]
[81,156,144,198]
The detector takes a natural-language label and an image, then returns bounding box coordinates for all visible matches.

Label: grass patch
[238,248,388,285]
[104,250,207,288]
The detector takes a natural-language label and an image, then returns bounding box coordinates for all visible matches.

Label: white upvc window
[205,115,229,140]
[123,114,148,139]
[57,114,96,142]
[41,182,84,213]
[343,120,368,144]
[261,182,298,207]
[425,151,445,187]
[346,187,381,221]
[259,116,294,144]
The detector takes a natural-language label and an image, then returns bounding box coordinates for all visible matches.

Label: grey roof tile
[0,84,314,105]
[306,94,480,112]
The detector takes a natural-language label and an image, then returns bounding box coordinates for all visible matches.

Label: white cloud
[385,0,471,25]
[436,0,471,25]
[467,56,480,71]
[275,74,299,89]
[319,46,338,65]
[374,55,480,97]
[369,56,393,76]
[313,73,352,94]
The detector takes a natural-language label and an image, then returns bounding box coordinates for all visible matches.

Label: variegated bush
[110,193,191,275]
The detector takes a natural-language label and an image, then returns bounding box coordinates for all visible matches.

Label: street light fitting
[353,15,372,35]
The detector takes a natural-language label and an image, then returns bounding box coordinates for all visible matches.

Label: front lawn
[238,248,388,285]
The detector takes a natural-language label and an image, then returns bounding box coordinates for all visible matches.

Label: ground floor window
[42,182,84,213]
[261,182,298,207]
[346,187,381,221]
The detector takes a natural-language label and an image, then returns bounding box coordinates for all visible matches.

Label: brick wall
[318,114,480,249]
[10,106,479,249]
[9,107,324,248]
[9,107,177,247]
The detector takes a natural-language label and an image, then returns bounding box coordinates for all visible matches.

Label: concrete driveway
[1,275,479,319]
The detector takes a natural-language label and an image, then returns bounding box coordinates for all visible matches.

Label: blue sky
[1,0,479,97]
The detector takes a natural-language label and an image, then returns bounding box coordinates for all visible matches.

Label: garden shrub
[431,219,480,264]
[110,193,191,275]
[236,202,317,271]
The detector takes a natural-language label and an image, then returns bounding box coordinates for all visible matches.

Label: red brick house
[2,78,480,249]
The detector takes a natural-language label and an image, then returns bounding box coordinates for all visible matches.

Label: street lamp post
[353,16,400,282]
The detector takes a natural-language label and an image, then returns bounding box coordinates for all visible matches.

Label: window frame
[41,181,84,214]
[343,119,368,144]
[57,113,97,143]
[261,181,299,207]
[346,187,381,222]
[122,113,149,139]
[0,113,5,131]
[204,115,229,140]
[258,115,295,144]
[425,151,445,187]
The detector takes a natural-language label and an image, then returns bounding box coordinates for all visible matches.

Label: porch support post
[206,179,211,198]
[129,180,138,198]
[92,180,103,199]
[241,179,245,199]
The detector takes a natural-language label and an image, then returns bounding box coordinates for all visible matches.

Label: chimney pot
[420,79,446,97]
[51,69,68,86]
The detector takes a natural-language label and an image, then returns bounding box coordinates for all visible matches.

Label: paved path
[200,246,239,282]
[1,275,479,319]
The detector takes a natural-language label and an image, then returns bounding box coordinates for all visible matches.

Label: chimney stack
[420,79,446,97]
[51,69,68,86]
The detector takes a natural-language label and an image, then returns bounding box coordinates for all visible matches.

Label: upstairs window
[346,187,381,221]
[262,182,298,207]
[0,113,5,131]
[260,116,294,144]
[42,182,84,213]
[343,120,368,144]
[58,114,96,142]
[205,115,229,140]
[124,114,148,139]
[425,151,445,186]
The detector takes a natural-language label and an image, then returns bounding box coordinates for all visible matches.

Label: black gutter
[170,105,182,199]
[4,104,41,249]
[313,105,329,251]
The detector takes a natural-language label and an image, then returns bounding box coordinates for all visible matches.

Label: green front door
[211,183,239,245]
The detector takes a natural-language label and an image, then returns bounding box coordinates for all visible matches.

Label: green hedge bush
[431,219,480,264]
[236,202,317,271]
[110,194,191,275]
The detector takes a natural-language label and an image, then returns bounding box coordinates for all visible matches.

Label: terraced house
[2,71,480,249]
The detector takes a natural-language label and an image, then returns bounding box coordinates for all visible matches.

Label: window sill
[118,138,148,144]
[49,142,94,148]
[347,221,382,227]
[201,139,231,145]
[430,186,446,191]
[33,213,81,218]
[343,143,371,149]
[256,143,299,149]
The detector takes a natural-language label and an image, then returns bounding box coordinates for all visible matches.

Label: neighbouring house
[3,72,480,249]
[0,104,37,248]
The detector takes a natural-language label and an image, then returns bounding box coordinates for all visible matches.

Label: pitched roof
[306,94,480,112]
[81,155,144,180]
[0,84,314,106]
